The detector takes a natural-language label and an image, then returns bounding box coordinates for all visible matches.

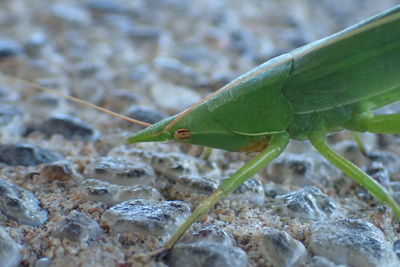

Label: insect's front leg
[163,133,289,250]
[309,133,400,219]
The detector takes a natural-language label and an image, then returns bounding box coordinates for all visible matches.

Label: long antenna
[3,74,152,127]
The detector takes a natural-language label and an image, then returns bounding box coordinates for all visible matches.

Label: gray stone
[266,153,340,186]
[126,27,161,42]
[0,105,24,141]
[0,227,21,267]
[40,160,75,181]
[84,156,156,186]
[53,210,103,242]
[51,3,90,25]
[308,256,347,267]
[393,239,400,259]
[33,257,52,267]
[275,186,336,220]
[104,89,139,113]
[368,150,400,174]
[154,57,208,88]
[0,105,23,126]
[181,225,233,246]
[37,114,99,141]
[0,39,24,59]
[101,199,190,238]
[230,178,264,204]
[86,0,125,13]
[167,241,248,267]
[0,87,20,103]
[108,148,219,181]
[264,186,286,199]
[81,178,161,204]
[0,178,48,226]
[175,175,219,194]
[310,219,399,267]
[151,82,201,113]
[0,144,63,166]
[260,227,307,267]
[24,32,47,57]
[125,105,166,125]
[146,152,202,181]
[366,161,390,186]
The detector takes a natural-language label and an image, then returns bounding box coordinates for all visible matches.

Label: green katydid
[5,4,400,258]
[126,4,400,252]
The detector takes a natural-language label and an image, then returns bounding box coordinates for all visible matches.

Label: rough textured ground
[0,1,399,266]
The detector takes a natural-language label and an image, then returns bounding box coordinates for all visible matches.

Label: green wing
[283,5,400,114]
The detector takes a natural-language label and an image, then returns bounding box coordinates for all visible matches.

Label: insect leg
[346,113,400,134]
[359,113,400,134]
[309,133,400,219]
[163,133,289,249]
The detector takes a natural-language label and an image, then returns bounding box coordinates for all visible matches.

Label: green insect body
[129,5,400,148]
[127,5,400,252]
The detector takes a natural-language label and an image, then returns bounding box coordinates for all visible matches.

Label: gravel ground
[0,1,400,266]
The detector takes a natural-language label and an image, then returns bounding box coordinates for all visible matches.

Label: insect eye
[174,129,191,140]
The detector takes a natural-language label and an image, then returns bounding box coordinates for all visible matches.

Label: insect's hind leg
[309,133,400,219]
[346,113,400,134]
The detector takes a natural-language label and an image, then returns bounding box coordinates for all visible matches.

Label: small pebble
[37,114,99,141]
[40,160,75,181]
[125,105,166,125]
[51,3,90,25]
[393,239,400,259]
[0,178,48,226]
[0,226,21,267]
[181,225,233,246]
[266,152,340,186]
[0,39,24,59]
[308,256,347,267]
[0,104,23,125]
[0,144,63,166]
[53,210,103,242]
[366,161,390,186]
[368,150,400,174]
[260,227,307,267]
[72,62,100,79]
[275,186,336,220]
[264,186,286,199]
[175,175,219,194]
[0,87,20,103]
[167,241,248,267]
[86,0,125,14]
[24,92,62,120]
[80,178,162,204]
[84,156,156,186]
[33,257,52,267]
[104,89,139,113]
[0,104,24,141]
[126,26,161,42]
[333,140,367,166]
[151,82,201,113]
[310,219,399,267]
[154,57,207,88]
[24,32,47,57]
[229,178,265,204]
[101,199,190,237]
[108,149,200,180]
[108,148,217,180]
